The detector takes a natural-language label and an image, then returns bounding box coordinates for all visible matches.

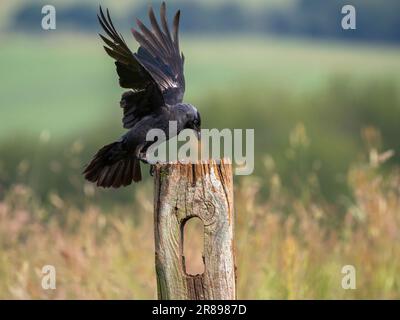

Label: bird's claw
[137,152,148,164]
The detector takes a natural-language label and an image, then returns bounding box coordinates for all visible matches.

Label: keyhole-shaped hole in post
[182,217,205,275]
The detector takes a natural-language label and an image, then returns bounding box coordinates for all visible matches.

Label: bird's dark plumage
[84,3,201,188]
[84,142,142,188]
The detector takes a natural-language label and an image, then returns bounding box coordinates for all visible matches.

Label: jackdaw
[83,3,201,188]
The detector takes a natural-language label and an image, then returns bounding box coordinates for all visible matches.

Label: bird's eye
[193,119,199,125]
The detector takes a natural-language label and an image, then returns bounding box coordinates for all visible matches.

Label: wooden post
[153,160,236,300]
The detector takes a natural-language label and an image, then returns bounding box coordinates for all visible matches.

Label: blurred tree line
[11,0,400,43]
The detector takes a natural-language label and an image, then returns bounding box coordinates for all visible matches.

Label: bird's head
[175,103,201,139]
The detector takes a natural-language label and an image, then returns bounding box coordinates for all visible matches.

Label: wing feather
[172,10,181,53]
[132,2,185,105]
[160,3,174,51]
[98,6,165,129]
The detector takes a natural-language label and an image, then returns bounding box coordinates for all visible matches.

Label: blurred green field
[1,35,400,204]
[1,35,400,139]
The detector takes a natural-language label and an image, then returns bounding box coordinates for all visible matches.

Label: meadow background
[0,0,399,299]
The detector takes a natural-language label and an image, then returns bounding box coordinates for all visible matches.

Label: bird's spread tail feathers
[83,142,141,188]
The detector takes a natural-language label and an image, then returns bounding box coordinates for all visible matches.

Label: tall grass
[0,136,398,299]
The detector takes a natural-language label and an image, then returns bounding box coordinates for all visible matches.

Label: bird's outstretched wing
[132,2,185,105]
[98,6,165,129]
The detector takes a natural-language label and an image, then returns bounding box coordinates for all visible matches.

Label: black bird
[84,3,201,188]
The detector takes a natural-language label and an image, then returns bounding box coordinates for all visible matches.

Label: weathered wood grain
[153,160,236,300]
